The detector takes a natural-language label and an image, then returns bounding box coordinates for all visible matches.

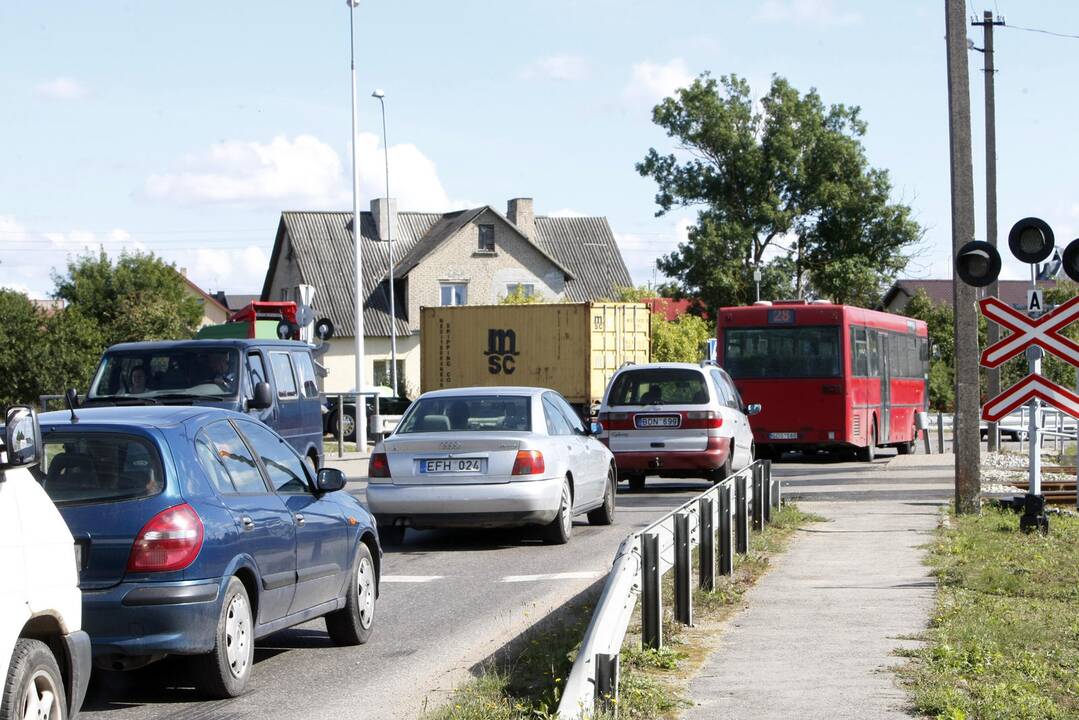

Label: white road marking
[500,571,605,583]
[381,575,444,583]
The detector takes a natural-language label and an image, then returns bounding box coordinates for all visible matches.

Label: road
[79,449,914,720]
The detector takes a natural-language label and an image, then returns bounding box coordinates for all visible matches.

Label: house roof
[178,271,230,316]
[643,297,707,321]
[260,208,633,338]
[881,278,1059,309]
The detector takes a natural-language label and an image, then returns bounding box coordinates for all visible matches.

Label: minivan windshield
[32,432,164,506]
[396,396,532,433]
[88,348,241,400]
[607,369,710,406]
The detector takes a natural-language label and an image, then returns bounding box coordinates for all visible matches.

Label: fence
[557,460,779,719]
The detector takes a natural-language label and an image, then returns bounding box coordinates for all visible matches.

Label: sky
[3,0,1079,301]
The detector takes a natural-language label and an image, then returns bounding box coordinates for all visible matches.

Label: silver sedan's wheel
[543,479,573,545]
[2,640,66,720]
[587,466,616,526]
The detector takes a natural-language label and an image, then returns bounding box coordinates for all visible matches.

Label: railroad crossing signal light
[1062,239,1079,283]
[956,240,1002,287]
[1008,217,1055,264]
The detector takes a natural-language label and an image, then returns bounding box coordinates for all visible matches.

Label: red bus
[716,301,929,461]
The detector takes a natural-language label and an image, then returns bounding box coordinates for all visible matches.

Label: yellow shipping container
[420,303,651,410]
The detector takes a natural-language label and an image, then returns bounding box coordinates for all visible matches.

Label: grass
[900,507,1079,720]
[423,503,821,720]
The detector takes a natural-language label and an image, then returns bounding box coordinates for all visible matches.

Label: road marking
[500,571,605,583]
[381,575,444,583]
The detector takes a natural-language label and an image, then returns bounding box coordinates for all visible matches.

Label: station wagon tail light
[512,450,545,476]
[684,411,723,429]
[599,412,632,430]
[127,504,204,573]
[369,452,391,478]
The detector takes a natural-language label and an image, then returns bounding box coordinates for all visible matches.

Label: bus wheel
[897,430,915,455]
[857,426,876,463]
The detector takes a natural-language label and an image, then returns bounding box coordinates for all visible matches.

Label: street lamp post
[753,267,762,303]
[372,89,397,398]
[347,0,367,449]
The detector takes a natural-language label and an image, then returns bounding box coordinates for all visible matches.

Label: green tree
[52,249,202,347]
[498,286,546,305]
[638,73,921,313]
[651,313,713,363]
[0,290,45,406]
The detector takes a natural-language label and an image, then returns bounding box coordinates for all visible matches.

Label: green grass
[424,504,821,720]
[901,507,1079,720]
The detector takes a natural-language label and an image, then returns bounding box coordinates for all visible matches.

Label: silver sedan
[366,386,616,545]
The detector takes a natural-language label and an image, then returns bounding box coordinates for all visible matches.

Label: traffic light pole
[1022,266,1048,533]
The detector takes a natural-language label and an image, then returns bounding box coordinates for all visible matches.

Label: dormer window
[478,224,495,253]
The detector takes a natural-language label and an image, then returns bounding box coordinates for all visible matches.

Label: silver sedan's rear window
[396,396,531,433]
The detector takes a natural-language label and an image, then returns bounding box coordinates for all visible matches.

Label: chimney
[507,197,535,240]
[370,197,398,242]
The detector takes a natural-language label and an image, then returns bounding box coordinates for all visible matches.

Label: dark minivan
[84,339,324,469]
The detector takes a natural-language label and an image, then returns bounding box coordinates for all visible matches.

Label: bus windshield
[724,326,841,379]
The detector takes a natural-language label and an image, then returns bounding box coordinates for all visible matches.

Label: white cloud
[755,0,861,26]
[548,208,586,218]
[623,59,694,107]
[143,133,453,211]
[520,55,589,81]
[35,77,91,100]
[614,217,694,286]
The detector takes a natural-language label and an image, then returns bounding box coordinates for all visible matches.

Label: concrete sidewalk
[682,454,953,719]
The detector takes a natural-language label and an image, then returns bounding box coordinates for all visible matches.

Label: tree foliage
[0,250,202,405]
[638,73,921,313]
[498,286,546,305]
[651,313,712,363]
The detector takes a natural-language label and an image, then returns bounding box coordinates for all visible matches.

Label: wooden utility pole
[974,9,1006,452]
[945,0,981,513]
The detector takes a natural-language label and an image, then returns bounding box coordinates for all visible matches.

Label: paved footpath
[683,452,953,720]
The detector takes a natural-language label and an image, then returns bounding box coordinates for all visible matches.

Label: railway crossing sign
[981,374,1079,422]
[978,295,1079,369]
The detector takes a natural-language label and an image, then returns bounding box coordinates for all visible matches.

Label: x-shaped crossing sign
[979,295,1079,369]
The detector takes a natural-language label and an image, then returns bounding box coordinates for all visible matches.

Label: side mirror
[589,421,604,436]
[248,382,273,410]
[316,467,347,493]
[2,407,42,468]
[744,403,762,417]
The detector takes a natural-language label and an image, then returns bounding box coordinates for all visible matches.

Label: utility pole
[945,0,981,513]
[974,9,1006,452]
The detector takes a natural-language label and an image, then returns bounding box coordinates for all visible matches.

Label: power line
[1004,23,1079,40]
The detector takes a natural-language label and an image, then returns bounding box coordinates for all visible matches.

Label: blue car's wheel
[193,577,253,698]
[326,543,376,646]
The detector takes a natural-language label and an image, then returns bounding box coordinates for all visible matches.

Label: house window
[478,224,495,253]
[506,283,535,298]
[280,288,290,301]
[440,283,468,306]
[373,360,407,397]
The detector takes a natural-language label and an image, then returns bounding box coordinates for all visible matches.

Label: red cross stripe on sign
[979,295,1079,369]
[982,373,1079,422]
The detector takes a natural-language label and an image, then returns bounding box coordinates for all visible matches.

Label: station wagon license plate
[635,415,681,429]
[419,458,485,474]
[769,432,798,440]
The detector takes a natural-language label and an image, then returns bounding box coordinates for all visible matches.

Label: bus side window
[850,327,868,377]
[867,331,880,377]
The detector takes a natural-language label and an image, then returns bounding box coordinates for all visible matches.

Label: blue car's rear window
[32,432,164,506]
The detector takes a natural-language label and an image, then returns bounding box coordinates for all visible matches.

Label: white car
[366,387,616,544]
[597,362,760,490]
[0,406,91,720]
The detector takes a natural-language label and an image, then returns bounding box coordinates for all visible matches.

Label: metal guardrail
[557,460,779,719]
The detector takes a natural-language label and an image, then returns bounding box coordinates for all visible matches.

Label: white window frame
[440,282,468,307]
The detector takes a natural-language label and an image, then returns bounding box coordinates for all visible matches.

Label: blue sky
[3,0,1079,300]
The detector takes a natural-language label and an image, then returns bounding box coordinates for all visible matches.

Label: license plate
[769,432,798,440]
[419,458,485,474]
[635,415,681,429]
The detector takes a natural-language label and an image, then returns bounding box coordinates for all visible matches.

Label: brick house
[260,197,633,395]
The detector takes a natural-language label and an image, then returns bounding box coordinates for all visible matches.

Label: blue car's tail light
[127,503,205,573]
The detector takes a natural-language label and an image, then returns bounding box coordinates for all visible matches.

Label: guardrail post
[735,474,749,554]
[674,512,692,626]
[595,652,619,716]
[752,464,764,532]
[336,395,345,458]
[719,484,733,575]
[641,532,662,650]
[937,411,944,454]
[763,460,773,524]
[698,497,715,591]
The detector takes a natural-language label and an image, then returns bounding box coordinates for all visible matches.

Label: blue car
[33,406,381,698]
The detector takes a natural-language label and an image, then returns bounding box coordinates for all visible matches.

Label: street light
[372,88,398,398]
[752,267,762,302]
[346,0,367,448]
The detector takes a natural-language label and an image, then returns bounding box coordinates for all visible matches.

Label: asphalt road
[79,449,913,720]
